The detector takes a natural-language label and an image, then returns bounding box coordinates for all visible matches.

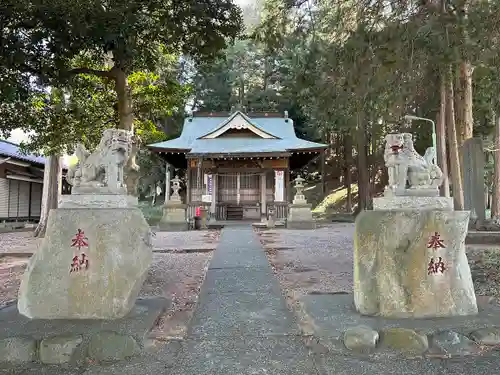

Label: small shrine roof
[147,111,327,156]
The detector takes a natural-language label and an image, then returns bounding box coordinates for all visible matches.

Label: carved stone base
[159,201,187,232]
[59,194,138,209]
[287,203,314,229]
[373,196,454,211]
[384,187,440,198]
[71,186,128,196]
[354,210,477,318]
[18,207,153,319]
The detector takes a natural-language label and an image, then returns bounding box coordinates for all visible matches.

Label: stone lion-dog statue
[66,129,133,193]
[383,132,444,195]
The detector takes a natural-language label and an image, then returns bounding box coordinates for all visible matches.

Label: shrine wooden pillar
[260,171,267,219]
[285,164,290,203]
[236,172,241,205]
[210,173,217,217]
[186,160,192,204]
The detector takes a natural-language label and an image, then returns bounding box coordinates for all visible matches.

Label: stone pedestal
[287,175,314,229]
[18,195,153,319]
[159,201,187,231]
[354,210,477,318]
[373,196,454,211]
[287,203,314,229]
[200,207,208,229]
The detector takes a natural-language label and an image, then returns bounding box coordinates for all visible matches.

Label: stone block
[17,207,153,319]
[287,203,314,229]
[373,196,454,211]
[0,337,36,364]
[428,330,480,356]
[39,335,83,364]
[379,328,428,355]
[354,210,477,318]
[462,138,486,221]
[88,332,140,361]
[288,204,313,221]
[159,202,187,231]
[469,328,500,345]
[343,326,379,352]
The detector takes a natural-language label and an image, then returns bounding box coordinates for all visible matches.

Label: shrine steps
[226,205,243,220]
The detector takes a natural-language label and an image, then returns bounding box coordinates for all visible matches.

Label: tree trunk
[34,155,61,238]
[369,130,377,196]
[460,61,474,140]
[445,68,465,210]
[454,65,465,146]
[356,111,370,212]
[344,131,353,212]
[320,128,328,197]
[491,113,500,218]
[437,76,451,197]
[113,66,140,196]
[114,67,134,131]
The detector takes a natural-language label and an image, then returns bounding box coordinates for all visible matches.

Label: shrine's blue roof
[148,112,327,156]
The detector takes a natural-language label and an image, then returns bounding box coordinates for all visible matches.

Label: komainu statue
[66,129,133,194]
[383,132,444,196]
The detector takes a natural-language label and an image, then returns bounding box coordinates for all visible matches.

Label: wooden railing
[216,204,227,220]
[188,202,289,221]
[269,202,289,220]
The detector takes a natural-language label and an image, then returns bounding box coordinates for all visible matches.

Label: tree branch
[69,68,114,78]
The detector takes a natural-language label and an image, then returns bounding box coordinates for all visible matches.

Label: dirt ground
[0,230,220,339]
[257,224,500,307]
[468,245,500,298]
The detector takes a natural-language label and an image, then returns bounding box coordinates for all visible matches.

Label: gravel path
[0,232,39,255]
[258,224,354,304]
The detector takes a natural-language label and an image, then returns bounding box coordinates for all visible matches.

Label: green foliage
[0,0,244,154]
[0,0,243,80]
[0,52,188,154]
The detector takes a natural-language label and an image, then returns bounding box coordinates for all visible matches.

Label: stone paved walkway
[169,225,319,374]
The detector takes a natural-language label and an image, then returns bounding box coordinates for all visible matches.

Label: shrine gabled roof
[197,111,281,139]
[147,111,327,156]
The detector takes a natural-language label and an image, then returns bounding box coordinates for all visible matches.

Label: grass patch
[312,184,358,214]
[139,202,163,226]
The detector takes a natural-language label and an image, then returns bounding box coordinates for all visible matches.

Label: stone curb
[0,331,143,366]
[338,326,500,358]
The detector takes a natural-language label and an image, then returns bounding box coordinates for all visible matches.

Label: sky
[7,128,30,145]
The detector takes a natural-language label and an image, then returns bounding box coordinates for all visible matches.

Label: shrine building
[147,110,327,221]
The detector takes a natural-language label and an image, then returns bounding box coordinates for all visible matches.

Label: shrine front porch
[187,169,289,221]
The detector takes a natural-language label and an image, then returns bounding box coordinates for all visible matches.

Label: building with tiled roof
[148,110,327,221]
[0,140,69,221]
